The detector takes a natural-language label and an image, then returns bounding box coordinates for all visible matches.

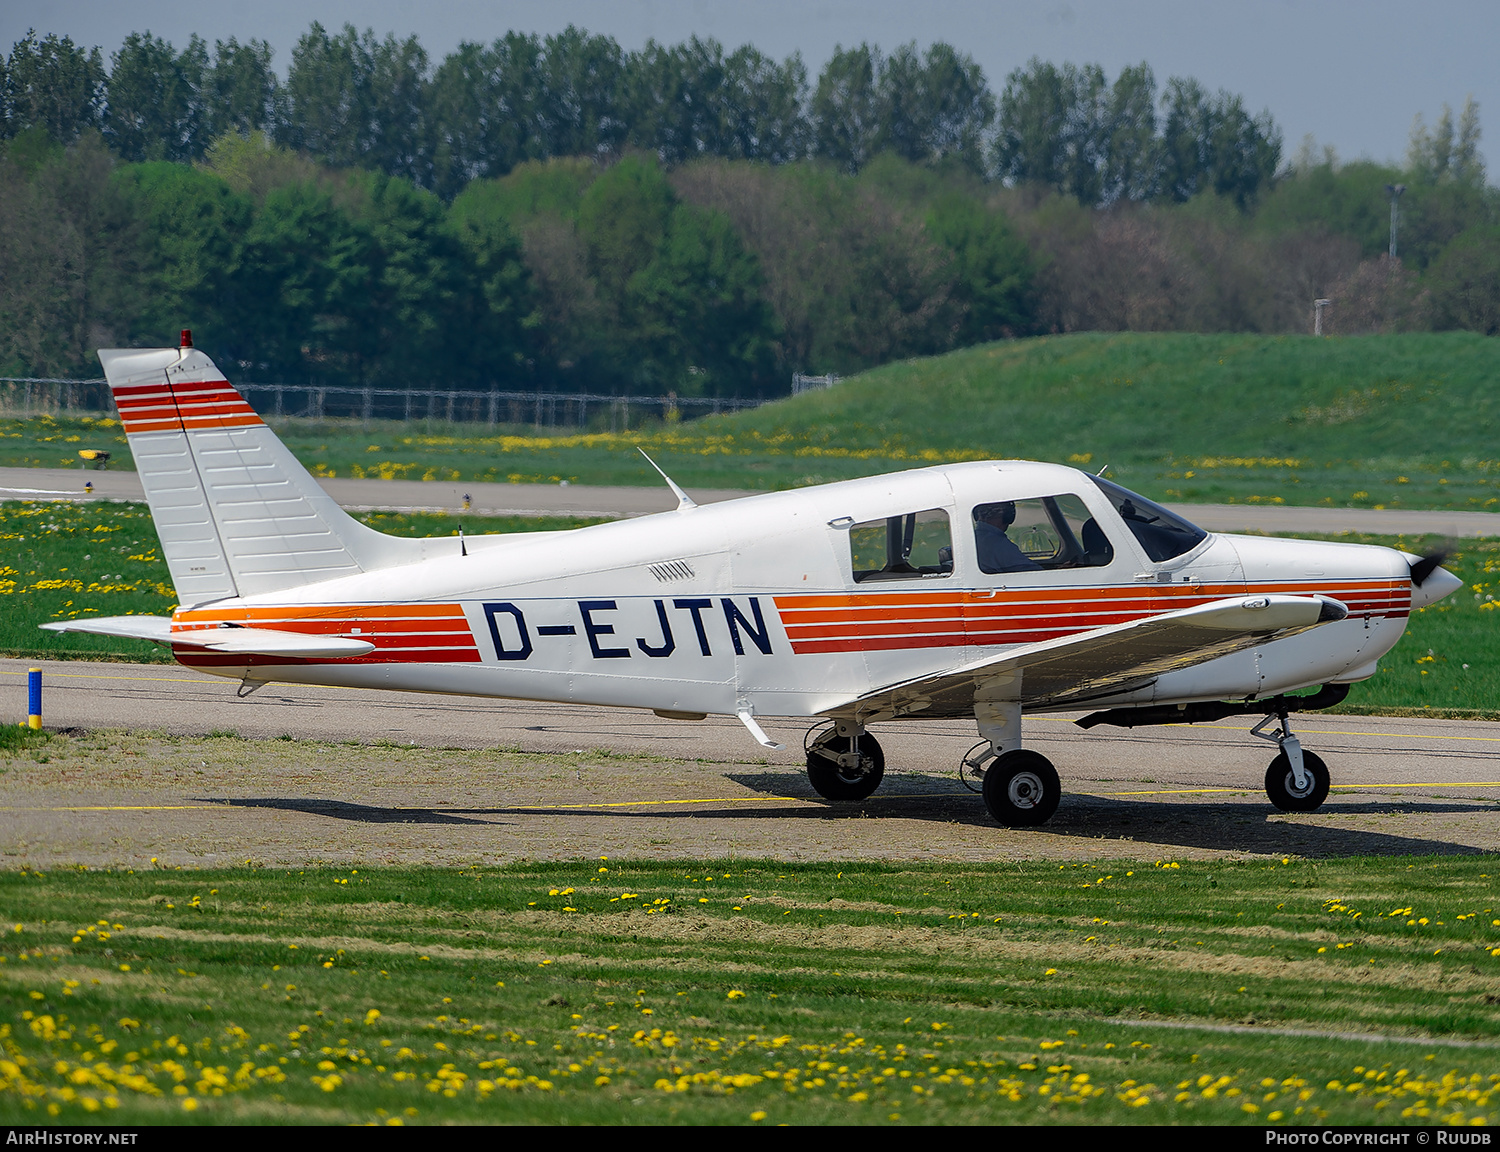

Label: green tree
[625,36,731,164]
[631,202,778,395]
[1159,77,1280,209]
[429,34,546,196]
[204,37,280,139]
[720,44,808,163]
[111,161,251,346]
[1102,62,1159,203]
[365,33,432,186]
[280,23,376,168]
[440,182,541,382]
[235,180,372,380]
[4,30,106,142]
[1427,225,1500,333]
[993,59,1110,204]
[877,42,994,174]
[197,131,325,204]
[1408,98,1485,188]
[1254,157,1400,259]
[0,131,137,374]
[451,158,605,383]
[926,194,1035,341]
[104,32,209,162]
[578,155,776,393]
[578,155,675,306]
[811,44,880,173]
[533,26,627,161]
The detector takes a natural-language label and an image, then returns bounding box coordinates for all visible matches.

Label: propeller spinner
[1407,550,1463,609]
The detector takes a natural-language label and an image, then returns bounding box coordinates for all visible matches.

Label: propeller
[1409,551,1448,587]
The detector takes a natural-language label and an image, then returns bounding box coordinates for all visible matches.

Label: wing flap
[42,616,374,658]
[829,594,1346,720]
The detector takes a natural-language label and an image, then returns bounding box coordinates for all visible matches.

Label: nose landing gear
[1252,708,1330,812]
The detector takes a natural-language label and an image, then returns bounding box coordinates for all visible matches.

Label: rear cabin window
[972,495,1115,574]
[849,509,954,582]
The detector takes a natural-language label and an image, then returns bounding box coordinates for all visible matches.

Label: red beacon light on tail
[180,329,193,348]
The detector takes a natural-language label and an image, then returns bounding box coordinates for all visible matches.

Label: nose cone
[1409,563,1463,610]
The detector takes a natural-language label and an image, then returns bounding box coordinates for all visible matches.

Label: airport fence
[0,377,775,430]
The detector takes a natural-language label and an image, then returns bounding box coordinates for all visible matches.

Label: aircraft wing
[827,594,1347,721]
[41,616,375,659]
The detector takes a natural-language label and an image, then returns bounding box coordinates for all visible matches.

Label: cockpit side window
[972,495,1115,574]
[850,508,953,582]
[1089,475,1207,562]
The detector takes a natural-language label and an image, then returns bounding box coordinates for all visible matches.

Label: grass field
[7,333,1499,512]
[1,854,1498,1125]
[2,498,1495,717]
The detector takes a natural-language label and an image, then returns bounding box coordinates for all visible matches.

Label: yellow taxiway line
[7,779,1500,815]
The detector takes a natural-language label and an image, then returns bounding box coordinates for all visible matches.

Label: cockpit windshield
[1089,476,1208,563]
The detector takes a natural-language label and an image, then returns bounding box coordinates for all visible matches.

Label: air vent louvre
[649,560,695,583]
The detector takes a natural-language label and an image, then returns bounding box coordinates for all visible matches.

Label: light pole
[1314,299,1331,336]
[1385,183,1406,260]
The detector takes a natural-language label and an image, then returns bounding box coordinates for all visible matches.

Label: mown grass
[9,333,1500,512]
[1,858,1498,1125]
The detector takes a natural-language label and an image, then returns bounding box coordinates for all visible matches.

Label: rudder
[100,337,422,605]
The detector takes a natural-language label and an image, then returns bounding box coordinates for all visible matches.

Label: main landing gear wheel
[806,732,885,801]
[1265,750,1330,813]
[982,749,1061,827]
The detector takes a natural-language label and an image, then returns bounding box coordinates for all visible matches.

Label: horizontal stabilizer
[42,616,374,659]
[829,593,1347,720]
[41,616,173,643]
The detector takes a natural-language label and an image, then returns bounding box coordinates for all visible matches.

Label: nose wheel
[805,723,885,801]
[1265,750,1330,812]
[981,750,1061,827]
[1252,709,1331,812]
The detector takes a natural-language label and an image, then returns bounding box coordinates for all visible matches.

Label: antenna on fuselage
[1096,463,1110,476]
[638,448,697,511]
[458,525,467,557]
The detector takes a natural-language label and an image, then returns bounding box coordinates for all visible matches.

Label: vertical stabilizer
[99,344,422,604]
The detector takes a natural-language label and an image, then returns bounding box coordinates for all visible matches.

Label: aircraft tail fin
[99,337,423,605]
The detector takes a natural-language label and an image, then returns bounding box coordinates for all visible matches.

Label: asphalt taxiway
[3,659,1497,868]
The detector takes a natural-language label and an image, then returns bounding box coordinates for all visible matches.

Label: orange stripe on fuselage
[170,603,481,666]
[772,578,1409,655]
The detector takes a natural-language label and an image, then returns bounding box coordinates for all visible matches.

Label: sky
[5,0,1496,171]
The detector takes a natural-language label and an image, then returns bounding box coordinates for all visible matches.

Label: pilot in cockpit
[973,501,1044,574]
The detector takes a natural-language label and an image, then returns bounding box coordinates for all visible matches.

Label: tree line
[1,24,1497,399]
[1,24,1281,205]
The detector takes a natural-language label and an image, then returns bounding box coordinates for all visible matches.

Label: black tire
[1265,750,1330,812]
[806,733,885,801]
[982,749,1061,827]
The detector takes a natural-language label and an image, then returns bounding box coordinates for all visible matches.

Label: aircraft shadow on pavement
[203,781,1488,857]
[205,798,502,826]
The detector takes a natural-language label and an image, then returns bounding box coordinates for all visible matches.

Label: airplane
[44,333,1463,827]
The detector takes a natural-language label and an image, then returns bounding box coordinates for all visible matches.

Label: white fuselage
[168,461,1416,721]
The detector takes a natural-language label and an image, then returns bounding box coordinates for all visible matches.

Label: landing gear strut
[805,720,885,801]
[966,700,1063,827]
[1252,708,1330,812]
